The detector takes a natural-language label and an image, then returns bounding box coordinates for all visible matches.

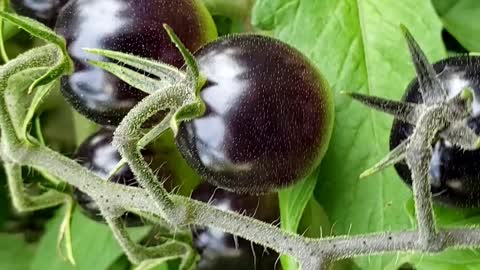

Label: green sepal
[170,97,206,136]
[57,198,76,266]
[84,47,183,82]
[0,11,73,92]
[163,24,199,80]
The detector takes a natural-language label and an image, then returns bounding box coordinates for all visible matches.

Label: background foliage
[1,0,480,269]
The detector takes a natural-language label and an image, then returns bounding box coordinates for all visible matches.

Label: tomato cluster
[26,0,334,195]
[12,0,336,267]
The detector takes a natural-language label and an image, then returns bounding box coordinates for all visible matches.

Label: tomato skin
[176,34,334,194]
[390,56,480,208]
[55,0,217,126]
[73,129,173,225]
[191,182,280,270]
[10,0,69,27]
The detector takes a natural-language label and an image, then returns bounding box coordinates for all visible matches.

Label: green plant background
[1,0,480,269]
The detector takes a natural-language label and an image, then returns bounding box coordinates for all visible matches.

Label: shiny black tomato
[176,35,334,194]
[55,0,217,126]
[73,129,174,225]
[390,56,480,208]
[10,0,69,27]
[191,182,280,270]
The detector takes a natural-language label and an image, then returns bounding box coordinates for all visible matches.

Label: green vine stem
[8,138,480,270]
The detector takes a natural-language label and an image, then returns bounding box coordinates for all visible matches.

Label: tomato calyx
[346,27,480,180]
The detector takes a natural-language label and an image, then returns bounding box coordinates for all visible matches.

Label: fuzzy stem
[112,84,188,222]
[6,137,480,269]
[0,45,58,145]
[4,161,66,211]
[406,106,447,250]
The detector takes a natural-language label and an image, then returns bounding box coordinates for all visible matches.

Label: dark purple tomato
[175,34,334,194]
[55,0,217,126]
[191,182,280,270]
[10,0,69,27]
[442,29,468,53]
[73,129,174,225]
[390,56,480,208]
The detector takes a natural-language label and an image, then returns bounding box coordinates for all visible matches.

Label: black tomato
[10,0,69,27]
[73,129,174,225]
[191,182,280,270]
[55,0,217,126]
[175,34,334,194]
[390,56,480,208]
[441,29,468,54]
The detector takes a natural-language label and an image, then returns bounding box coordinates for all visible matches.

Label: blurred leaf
[278,169,318,269]
[0,233,36,270]
[297,197,331,239]
[108,256,131,270]
[253,0,445,269]
[432,0,480,52]
[72,110,99,147]
[212,16,246,36]
[31,208,150,270]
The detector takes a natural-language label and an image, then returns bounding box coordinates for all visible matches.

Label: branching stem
[3,133,480,269]
[406,106,446,249]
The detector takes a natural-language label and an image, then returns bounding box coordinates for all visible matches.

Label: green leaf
[278,169,318,270]
[31,208,151,270]
[0,233,36,270]
[253,0,445,269]
[432,0,480,52]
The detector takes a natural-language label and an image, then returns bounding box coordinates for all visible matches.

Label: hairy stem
[112,84,188,222]
[0,45,58,144]
[5,135,480,269]
[4,161,66,211]
[406,106,447,249]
